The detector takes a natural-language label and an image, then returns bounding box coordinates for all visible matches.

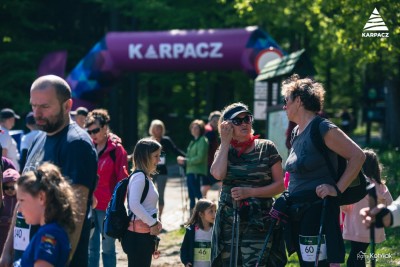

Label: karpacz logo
[129,42,223,59]
[362,32,389,38]
[362,8,389,38]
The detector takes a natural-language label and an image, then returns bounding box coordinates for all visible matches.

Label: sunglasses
[283,98,288,105]
[3,185,15,191]
[87,127,101,135]
[229,115,253,126]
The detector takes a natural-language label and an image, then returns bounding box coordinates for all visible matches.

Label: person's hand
[0,252,13,267]
[219,121,233,144]
[316,184,337,199]
[360,204,391,228]
[231,187,250,201]
[150,221,162,236]
[177,156,186,165]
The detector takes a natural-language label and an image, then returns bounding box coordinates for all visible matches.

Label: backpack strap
[129,170,150,220]
[140,174,149,204]
[310,116,338,180]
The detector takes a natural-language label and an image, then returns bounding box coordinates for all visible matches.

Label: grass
[161,141,400,266]
[162,227,400,266]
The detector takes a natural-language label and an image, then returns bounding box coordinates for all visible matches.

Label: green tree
[232,0,400,145]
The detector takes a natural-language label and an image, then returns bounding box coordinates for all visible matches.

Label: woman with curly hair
[85,108,128,267]
[282,74,365,267]
[16,162,78,267]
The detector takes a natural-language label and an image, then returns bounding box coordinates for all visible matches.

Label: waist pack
[103,170,149,240]
[310,116,369,205]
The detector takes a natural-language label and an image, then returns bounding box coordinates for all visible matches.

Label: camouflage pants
[215,201,286,267]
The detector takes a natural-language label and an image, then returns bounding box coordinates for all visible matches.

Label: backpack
[310,116,369,205]
[103,170,149,240]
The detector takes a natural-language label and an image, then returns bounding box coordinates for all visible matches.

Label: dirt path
[111,176,220,266]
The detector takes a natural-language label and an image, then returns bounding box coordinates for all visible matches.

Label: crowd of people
[0,73,399,267]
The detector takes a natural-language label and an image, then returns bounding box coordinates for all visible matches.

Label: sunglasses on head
[87,127,101,135]
[3,185,15,191]
[229,115,253,126]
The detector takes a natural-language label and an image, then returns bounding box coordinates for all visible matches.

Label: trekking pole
[179,165,189,225]
[256,193,289,267]
[367,184,377,267]
[256,220,275,267]
[315,198,328,267]
[235,200,240,266]
[230,200,239,267]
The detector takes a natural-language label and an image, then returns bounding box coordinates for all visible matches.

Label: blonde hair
[132,138,162,176]
[218,102,254,135]
[148,119,166,136]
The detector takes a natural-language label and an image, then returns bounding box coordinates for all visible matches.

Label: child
[121,138,163,267]
[180,198,217,267]
[342,149,393,267]
[0,168,20,255]
[15,162,78,267]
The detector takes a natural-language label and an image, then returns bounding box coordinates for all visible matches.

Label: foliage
[0,0,399,148]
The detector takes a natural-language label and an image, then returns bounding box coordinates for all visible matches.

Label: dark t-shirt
[156,136,185,175]
[23,123,98,192]
[285,117,338,194]
[18,223,70,267]
[14,123,98,262]
[205,128,220,167]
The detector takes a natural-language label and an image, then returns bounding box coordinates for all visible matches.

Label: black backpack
[310,116,369,205]
[103,170,149,240]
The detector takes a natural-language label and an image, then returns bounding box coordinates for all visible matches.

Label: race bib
[14,214,31,251]
[158,154,166,165]
[194,241,211,262]
[299,235,327,262]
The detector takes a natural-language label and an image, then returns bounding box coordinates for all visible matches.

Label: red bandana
[230,134,260,157]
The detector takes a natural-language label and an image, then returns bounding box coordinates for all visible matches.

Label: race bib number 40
[14,214,31,251]
[299,235,327,262]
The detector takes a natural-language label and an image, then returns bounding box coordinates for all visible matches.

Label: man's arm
[0,204,18,267]
[68,185,89,261]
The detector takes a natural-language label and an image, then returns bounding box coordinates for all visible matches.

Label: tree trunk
[384,77,400,147]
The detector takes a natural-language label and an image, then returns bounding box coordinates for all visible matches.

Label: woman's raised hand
[220,121,233,143]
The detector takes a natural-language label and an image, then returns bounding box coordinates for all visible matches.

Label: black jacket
[180,224,195,265]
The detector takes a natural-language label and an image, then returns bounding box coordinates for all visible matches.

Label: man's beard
[36,109,66,134]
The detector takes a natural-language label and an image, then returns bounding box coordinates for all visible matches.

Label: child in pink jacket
[342,149,393,267]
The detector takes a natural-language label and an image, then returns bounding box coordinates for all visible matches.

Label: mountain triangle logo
[362,8,389,38]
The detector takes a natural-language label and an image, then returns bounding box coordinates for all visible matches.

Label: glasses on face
[283,97,289,106]
[3,185,15,191]
[87,128,101,135]
[229,115,253,126]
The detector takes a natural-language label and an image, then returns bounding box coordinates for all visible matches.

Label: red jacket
[94,137,128,210]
